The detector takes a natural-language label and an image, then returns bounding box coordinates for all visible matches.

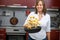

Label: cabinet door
[50,30,59,40]
[26,0,52,8]
[59,30,60,40]
[45,0,60,8]
[44,0,52,8]
[51,0,60,8]
[0,0,7,5]
[7,0,26,6]
[26,0,36,8]
[0,28,6,40]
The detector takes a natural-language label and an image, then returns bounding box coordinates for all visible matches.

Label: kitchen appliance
[10,11,18,25]
[6,27,26,40]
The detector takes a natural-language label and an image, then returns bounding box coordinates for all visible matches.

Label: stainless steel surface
[6,27,26,33]
[7,32,25,35]
[51,27,59,30]
[0,26,26,35]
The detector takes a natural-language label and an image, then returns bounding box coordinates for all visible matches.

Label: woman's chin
[38,10,42,12]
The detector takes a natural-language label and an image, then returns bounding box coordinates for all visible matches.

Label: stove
[1,26,26,40]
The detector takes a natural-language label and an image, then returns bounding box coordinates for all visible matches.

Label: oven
[6,27,26,40]
[6,34,26,40]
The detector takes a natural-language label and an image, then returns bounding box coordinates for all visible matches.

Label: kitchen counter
[0,26,59,30]
[0,26,26,35]
[0,26,59,29]
[51,27,59,30]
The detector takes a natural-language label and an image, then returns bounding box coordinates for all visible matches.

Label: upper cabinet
[0,0,7,6]
[0,0,26,6]
[7,0,26,6]
[26,0,36,8]
[0,0,27,8]
[44,0,52,8]
[26,0,60,8]
[0,0,60,8]
[45,0,60,8]
[50,0,60,8]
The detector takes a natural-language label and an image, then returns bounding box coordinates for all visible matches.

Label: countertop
[0,26,59,30]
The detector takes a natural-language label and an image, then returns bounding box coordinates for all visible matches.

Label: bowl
[24,26,41,33]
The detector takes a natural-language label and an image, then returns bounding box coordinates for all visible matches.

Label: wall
[0,8,35,26]
[0,8,59,27]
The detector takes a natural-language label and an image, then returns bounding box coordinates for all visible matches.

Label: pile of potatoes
[25,16,40,29]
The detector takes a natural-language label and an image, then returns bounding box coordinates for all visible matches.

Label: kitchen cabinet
[50,29,59,40]
[26,0,36,8]
[0,28,6,40]
[0,0,26,7]
[26,32,28,40]
[7,0,26,6]
[0,0,60,8]
[50,0,60,8]
[0,0,7,5]
[26,0,60,8]
[0,0,7,7]
[44,0,60,8]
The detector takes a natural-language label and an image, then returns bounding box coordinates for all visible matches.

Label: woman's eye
[39,4,42,6]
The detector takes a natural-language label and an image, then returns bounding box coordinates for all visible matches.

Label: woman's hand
[46,32,50,40]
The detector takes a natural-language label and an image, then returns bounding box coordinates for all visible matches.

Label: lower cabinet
[59,30,60,40]
[0,28,6,40]
[50,29,59,40]
[26,32,28,40]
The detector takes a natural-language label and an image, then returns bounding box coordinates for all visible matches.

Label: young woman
[23,0,51,40]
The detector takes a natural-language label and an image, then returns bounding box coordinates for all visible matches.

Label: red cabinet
[26,32,28,40]
[26,0,36,8]
[50,0,60,8]
[0,0,60,8]
[44,0,52,8]
[0,0,26,6]
[50,29,59,40]
[0,0,7,5]
[26,0,60,8]
[0,28,6,40]
[7,0,26,6]
[59,30,60,40]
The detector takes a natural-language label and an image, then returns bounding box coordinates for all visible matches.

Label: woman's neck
[38,11,43,15]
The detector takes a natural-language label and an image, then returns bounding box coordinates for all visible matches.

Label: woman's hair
[35,0,46,15]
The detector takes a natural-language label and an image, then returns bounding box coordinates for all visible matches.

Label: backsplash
[0,8,59,27]
[0,8,35,26]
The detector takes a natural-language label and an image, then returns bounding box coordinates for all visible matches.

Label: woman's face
[36,1,43,12]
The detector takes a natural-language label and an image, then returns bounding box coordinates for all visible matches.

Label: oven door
[6,33,26,40]
[6,27,26,40]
